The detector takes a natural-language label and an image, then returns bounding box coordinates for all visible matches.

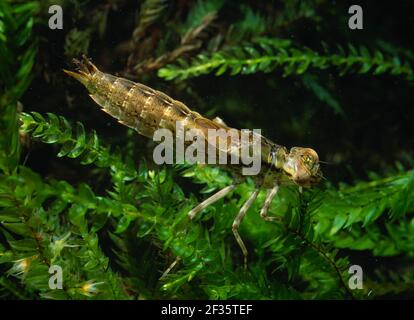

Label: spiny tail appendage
[63,55,98,86]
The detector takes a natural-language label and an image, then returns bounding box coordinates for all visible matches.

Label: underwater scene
[1,0,414,302]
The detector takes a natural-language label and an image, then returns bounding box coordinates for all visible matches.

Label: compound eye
[268,151,276,165]
[302,154,314,167]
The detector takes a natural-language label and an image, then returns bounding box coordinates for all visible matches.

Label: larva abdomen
[64,57,195,138]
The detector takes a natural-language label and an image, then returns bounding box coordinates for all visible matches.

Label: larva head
[282,147,322,187]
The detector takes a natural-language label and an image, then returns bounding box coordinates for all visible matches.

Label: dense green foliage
[1,0,413,299]
[158,40,414,81]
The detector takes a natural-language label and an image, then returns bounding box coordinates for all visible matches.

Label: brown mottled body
[67,63,204,138]
[65,56,323,267]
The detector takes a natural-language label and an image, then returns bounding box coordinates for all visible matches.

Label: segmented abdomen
[94,72,198,137]
[64,58,281,169]
[67,59,200,138]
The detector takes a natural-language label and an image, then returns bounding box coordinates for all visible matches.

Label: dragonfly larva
[64,56,322,267]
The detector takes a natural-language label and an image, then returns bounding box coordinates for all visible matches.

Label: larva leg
[188,184,237,220]
[259,185,282,222]
[232,189,259,269]
[159,256,181,281]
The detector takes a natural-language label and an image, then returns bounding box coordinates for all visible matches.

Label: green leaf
[68,204,88,232]
[115,215,134,234]
[67,122,86,158]
[8,239,37,251]
[330,213,347,235]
